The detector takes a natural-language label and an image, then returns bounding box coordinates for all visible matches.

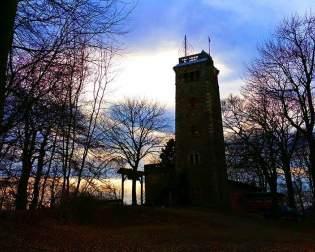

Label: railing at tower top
[179,54,199,64]
[178,51,210,64]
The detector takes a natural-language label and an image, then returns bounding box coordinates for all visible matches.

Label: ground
[1,206,315,251]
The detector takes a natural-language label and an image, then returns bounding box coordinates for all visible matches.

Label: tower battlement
[176,50,213,67]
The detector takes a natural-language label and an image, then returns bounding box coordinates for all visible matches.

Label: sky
[104,1,315,202]
[108,0,315,110]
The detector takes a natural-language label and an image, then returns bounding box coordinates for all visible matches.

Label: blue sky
[109,0,315,108]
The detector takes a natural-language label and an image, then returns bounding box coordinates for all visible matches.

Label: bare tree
[243,83,300,208]
[223,95,280,209]
[248,14,315,202]
[74,48,114,195]
[0,0,134,210]
[100,98,169,205]
[1,0,133,143]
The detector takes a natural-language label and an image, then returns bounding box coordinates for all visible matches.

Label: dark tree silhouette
[160,138,175,169]
[248,14,315,203]
[0,1,18,135]
[222,96,279,207]
[0,0,134,210]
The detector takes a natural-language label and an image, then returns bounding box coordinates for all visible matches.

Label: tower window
[189,72,194,81]
[189,97,198,108]
[189,152,200,165]
[190,125,199,135]
[195,153,200,164]
[183,72,189,82]
[190,154,194,165]
[192,187,201,201]
[180,71,200,83]
[194,71,200,81]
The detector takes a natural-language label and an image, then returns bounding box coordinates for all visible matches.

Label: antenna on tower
[184,34,187,57]
[178,35,194,57]
[208,36,211,56]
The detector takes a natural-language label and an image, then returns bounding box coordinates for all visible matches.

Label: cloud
[202,0,315,21]
[107,0,315,109]
[108,44,242,107]
[109,47,178,108]
[219,78,243,98]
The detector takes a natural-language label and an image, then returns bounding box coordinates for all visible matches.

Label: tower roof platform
[174,50,213,68]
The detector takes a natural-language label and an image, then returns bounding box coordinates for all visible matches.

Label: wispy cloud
[107,0,315,107]
[109,47,178,108]
[109,44,242,106]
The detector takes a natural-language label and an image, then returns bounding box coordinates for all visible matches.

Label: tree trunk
[75,148,88,196]
[0,188,6,210]
[308,138,315,204]
[295,181,305,215]
[39,134,57,207]
[131,176,137,206]
[15,125,37,210]
[282,157,296,208]
[283,168,295,208]
[131,169,137,206]
[30,130,50,210]
[50,179,56,208]
[0,0,18,135]
[268,175,279,217]
[50,167,58,208]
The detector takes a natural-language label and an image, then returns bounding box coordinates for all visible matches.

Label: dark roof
[243,192,285,199]
[227,180,261,192]
[144,163,172,175]
[117,168,144,180]
[144,163,159,173]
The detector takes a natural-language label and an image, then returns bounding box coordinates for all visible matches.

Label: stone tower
[173,50,227,206]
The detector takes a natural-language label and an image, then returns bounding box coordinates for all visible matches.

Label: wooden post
[140,175,143,205]
[121,174,124,205]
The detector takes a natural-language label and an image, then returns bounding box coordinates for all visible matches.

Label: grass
[0,205,315,251]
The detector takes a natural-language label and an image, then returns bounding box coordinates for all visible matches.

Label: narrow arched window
[195,153,200,165]
[189,152,200,166]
